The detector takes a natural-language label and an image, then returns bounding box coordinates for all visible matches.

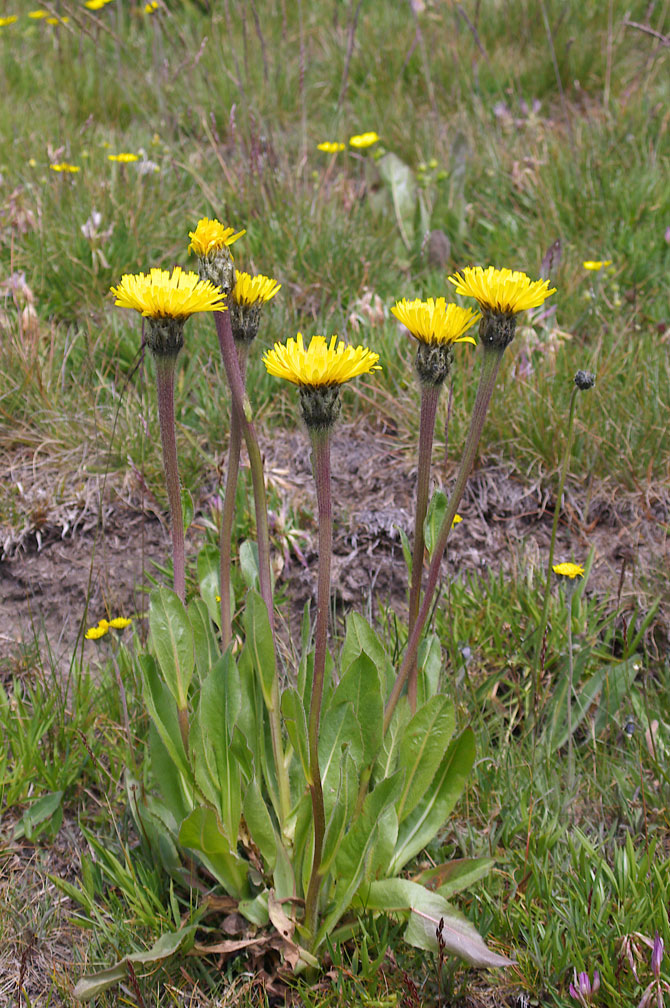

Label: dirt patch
[1,425,668,668]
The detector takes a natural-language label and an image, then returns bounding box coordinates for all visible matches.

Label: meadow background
[1,0,669,1005]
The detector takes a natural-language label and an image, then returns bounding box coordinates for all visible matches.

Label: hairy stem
[384,347,504,735]
[219,348,248,648]
[154,353,186,603]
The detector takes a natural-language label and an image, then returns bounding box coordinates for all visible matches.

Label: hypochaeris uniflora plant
[78,252,560,999]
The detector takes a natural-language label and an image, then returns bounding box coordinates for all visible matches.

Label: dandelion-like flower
[392,297,479,386]
[583,260,612,271]
[349,132,380,149]
[85,0,113,8]
[85,623,109,640]
[29,10,49,18]
[50,162,80,173]
[230,270,281,345]
[108,616,132,629]
[108,152,139,163]
[317,141,345,153]
[264,333,380,430]
[448,266,556,351]
[553,562,584,579]
[111,266,226,355]
[0,15,18,26]
[188,217,246,294]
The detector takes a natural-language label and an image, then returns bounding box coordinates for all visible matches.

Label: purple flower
[569,969,600,1005]
[651,934,664,980]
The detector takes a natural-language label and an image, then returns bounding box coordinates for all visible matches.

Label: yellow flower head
[552,562,584,579]
[452,514,463,528]
[317,141,346,153]
[110,266,226,320]
[0,16,18,26]
[448,266,556,315]
[232,270,281,308]
[263,333,381,387]
[29,10,50,18]
[582,260,612,271]
[85,622,109,640]
[349,132,380,149]
[85,0,112,8]
[46,16,69,23]
[391,297,480,346]
[145,0,159,11]
[108,616,133,629]
[50,162,80,173]
[108,152,139,163]
[188,217,245,258]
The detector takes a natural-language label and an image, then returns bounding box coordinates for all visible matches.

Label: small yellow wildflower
[552,562,584,579]
[50,162,80,173]
[263,333,380,387]
[317,141,346,153]
[582,260,612,271]
[111,266,227,320]
[188,217,245,258]
[448,266,556,315]
[28,158,37,167]
[452,514,462,528]
[108,152,139,163]
[145,2,159,12]
[391,297,480,346]
[28,10,50,18]
[0,16,18,26]
[108,617,133,629]
[85,622,109,640]
[349,132,380,149]
[84,0,112,8]
[46,16,69,24]
[232,270,281,307]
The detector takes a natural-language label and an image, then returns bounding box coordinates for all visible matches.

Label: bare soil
[2,424,668,670]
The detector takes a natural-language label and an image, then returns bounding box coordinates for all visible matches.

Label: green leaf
[192,654,242,841]
[140,654,190,778]
[340,612,395,694]
[396,696,455,822]
[243,590,276,710]
[240,539,260,591]
[73,926,197,1001]
[243,777,277,872]
[319,702,364,815]
[413,856,495,898]
[390,728,475,875]
[179,806,248,898]
[377,151,418,250]
[181,485,194,535]
[329,652,383,767]
[238,891,270,926]
[354,878,510,966]
[188,598,219,681]
[197,544,223,628]
[424,490,448,559]
[281,687,310,781]
[146,721,192,823]
[320,748,356,874]
[416,633,442,706]
[13,790,64,840]
[148,586,195,710]
[376,697,411,781]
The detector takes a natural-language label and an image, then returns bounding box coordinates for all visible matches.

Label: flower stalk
[154,353,186,603]
[304,429,332,943]
[385,345,505,734]
[218,345,248,647]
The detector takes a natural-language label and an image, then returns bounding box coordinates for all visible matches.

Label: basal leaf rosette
[263,333,381,430]
[230,270,281,345]
[448,266,556,351]
[111,266,227,355]
[188,217,246,294]
[392,297,479,386]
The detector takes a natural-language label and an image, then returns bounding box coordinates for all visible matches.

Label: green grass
[1,0,669,1005]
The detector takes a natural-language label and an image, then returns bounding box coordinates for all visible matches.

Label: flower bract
[392,297,480,346]
[232,270,281,307]
[188,217,245,258]
[111,266,226,319]
[317,141,345,153]
[448,266,556,314]
[263,333,381,387]
[552,562,584,579]
[349,132,380,149]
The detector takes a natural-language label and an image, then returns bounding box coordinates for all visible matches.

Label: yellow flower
[46,16,69,23]
[108,152,139,163]
[552,562,584,579]
[0,16,18,26]
[391,297,480,346]
[110,266,227,320]
[85,622,109,640]
[232,270,281,307]
[50,162,80,173]
[582,260,612,271]
[28,10,49,18]
[452,514,462,527]
[263,333,381,387]
[145,0,159,10]
[349,132,380,149]
[448,266,556,314]
[84,0,112,8]
[317,141,346,153]
[188,217,245,258]
[108,616,132,629]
